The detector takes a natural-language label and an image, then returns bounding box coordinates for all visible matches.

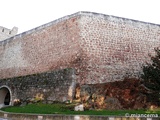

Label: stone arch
[0,85,12,108]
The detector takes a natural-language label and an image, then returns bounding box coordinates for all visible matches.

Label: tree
[142,48,160,91]
[141,48,160,105]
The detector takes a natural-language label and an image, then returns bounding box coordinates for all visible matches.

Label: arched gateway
[0,86,12,108]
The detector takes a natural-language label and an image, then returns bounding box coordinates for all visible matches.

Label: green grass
[1,103,160,116]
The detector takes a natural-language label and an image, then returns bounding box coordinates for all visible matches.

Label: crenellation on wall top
[0,26,18,42]
[0,26,18,35]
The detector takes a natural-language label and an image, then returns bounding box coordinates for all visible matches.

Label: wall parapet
[0,26,18,41]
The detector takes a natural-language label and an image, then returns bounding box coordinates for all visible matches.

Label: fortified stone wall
[0,12,160,84]
[0,14,81,80]
[0,68,75,106]
[0,26,18,41]
[79,12,160,83]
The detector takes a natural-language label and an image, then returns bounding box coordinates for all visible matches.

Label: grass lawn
[1,103,160,116]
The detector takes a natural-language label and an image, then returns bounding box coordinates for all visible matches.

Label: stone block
[74,104,84,111]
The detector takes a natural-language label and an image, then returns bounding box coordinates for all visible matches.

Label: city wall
[0,14,81,80]
[0,11,160,84]
[0,68,75,107]
[79,12,160,83]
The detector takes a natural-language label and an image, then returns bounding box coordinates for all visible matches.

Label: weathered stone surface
[0,68,76,106]
[1,11,160,109]
[74,104,84,111]
[0,26,18,41]
[0,12,160,84]
[75,78,159,110]
[80,85,91,102]
[105,96,122,110]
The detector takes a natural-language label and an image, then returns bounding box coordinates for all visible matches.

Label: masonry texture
[0,68,76,106]
[1,11,160,85]
[0,26,18,41]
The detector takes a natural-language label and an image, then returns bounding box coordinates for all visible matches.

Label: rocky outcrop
[74,78,159,110]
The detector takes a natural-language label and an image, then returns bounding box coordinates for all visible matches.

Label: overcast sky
[0,0,160,34]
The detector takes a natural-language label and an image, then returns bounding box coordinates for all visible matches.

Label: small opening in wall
[2,29,4,32]
[4,92,10,105]
[0,87,11,107]
[9,31,11,34]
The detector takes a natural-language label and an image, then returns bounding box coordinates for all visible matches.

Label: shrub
[141,48,160,105]
[142,48,160,91]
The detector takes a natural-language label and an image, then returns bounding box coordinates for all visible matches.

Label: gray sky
[0,0,160,34]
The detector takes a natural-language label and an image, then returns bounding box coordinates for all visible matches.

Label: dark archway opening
[4,91,10,105]
[0,87,11,107]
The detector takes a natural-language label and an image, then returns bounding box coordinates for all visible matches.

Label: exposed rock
[74,104,84,111]
[80,85,91,102]
[20,102,27,106]
[13,99,21,106]
[75,84,81,99]
[105,96,122,110]
[74,78,159,110]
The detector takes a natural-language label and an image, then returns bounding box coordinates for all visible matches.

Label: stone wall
[0,68,76,106]
[79,12,160,83]
[0,26,18,41]
[0,11,160,84]
[0,14,81,79]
